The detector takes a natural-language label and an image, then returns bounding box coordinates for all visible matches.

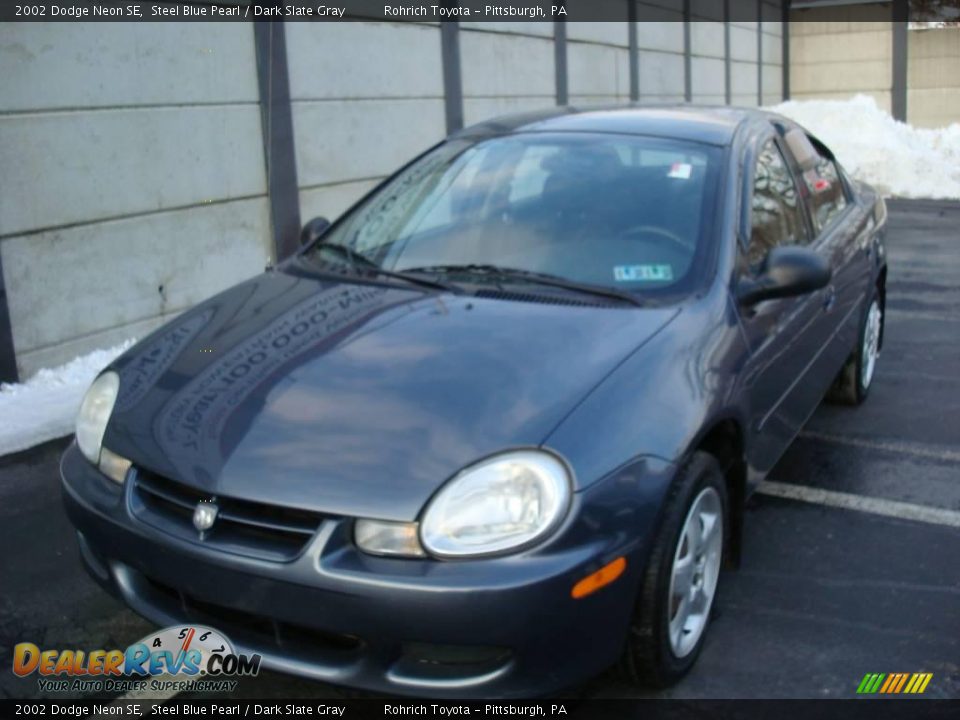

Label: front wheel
[621,452,728,687]
[828,289,883,405]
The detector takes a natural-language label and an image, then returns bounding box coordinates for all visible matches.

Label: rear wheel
[621,452,727,687]
[828,288,882,405]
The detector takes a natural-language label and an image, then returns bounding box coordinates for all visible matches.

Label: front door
[737,136,828,476]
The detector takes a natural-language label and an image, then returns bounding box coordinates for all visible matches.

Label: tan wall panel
[909,27,960,59]
[791,60,890,94]
[908,88,960,128]
[791,90,893,114]
[908,56,960,90]
[792,30,891,64]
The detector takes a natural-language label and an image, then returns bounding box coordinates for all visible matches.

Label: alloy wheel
[861,300,882,389]
[667,486,723,658]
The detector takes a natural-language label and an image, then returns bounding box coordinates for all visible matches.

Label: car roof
[452,104,783,147]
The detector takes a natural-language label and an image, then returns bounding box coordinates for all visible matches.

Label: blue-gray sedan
[62,105,887,697]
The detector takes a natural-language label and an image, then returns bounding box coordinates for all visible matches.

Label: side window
[802,153,848,233]
[748,139,808,269]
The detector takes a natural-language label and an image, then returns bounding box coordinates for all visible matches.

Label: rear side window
[802,154,848,233]
[748,139,808,269]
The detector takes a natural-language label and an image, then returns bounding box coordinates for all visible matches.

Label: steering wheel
[621,225,692,254]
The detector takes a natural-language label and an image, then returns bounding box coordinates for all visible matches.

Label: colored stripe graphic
[906,673,933,694]
[858,673,886,693]
[879,674,897,693]
[858,672,932,694]
[894,673,910,693]
[881,673,903,693]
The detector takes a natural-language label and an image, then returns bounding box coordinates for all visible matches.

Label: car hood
[105,265,678,521]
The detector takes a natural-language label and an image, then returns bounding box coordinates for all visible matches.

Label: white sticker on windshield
[667,162,692,180]
[614,264,674,282]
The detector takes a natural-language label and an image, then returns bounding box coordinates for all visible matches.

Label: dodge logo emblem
[192,501,218,533]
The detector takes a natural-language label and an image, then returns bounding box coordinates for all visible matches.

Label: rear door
[792,138,874,380]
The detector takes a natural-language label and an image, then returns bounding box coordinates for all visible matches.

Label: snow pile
[0,340,134,457]
[768,94,960,200]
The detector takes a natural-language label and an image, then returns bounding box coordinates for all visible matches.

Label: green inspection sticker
[613,264,674,282]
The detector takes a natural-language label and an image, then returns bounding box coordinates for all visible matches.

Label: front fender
[543,292,748,493]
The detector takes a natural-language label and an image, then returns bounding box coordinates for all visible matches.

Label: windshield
[309,132,722,299]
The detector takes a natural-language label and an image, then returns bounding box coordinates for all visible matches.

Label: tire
[828,287,883,406]
[621,451,728,687]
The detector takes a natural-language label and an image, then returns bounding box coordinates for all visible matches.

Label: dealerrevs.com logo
[12,625,260,694]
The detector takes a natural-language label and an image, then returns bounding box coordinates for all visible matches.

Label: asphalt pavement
[1,199,957,701]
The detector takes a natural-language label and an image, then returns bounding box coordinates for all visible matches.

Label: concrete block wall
[635,1,782,107]
[461,22,557,124]
[908,26,960,129]
[567,20,631,105]
[729,20,760,106]
[638,2,686,102]
[760,2,784,105]
[286,21,446,223]
[691,15,726,105]
[0,22,270,378]
[294,13,784,234]
[789,4,894,113]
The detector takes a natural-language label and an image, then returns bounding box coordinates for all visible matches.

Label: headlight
[76,371,120,465]
[419,450,572,558]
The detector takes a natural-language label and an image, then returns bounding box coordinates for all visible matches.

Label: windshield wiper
[310,243,460,294]
[402,264,645,307]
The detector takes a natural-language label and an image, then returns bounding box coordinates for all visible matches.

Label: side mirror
[737,246,832,306]
[300,216,331,247]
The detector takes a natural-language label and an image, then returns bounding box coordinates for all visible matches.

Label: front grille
[131,468,326,562]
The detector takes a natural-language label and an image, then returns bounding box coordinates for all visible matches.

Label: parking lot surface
[1,199,957,701]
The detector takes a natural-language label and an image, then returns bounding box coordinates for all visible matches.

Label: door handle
[823,286,837,312]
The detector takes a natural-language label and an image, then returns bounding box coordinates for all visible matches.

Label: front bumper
[61,442,674,697]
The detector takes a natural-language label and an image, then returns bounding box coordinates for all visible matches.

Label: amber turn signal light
[571,556,627,599]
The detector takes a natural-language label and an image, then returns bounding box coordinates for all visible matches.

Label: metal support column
[628,1,640,102]
[0,251,17,383]
[782,0,790,101]
[441,20,464,133]
[683,0,692,102]
[757,0,764,105]
[724,0,732,105]
[254,21,301,262]
[892,0,908,122]
[555,16,569,105]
